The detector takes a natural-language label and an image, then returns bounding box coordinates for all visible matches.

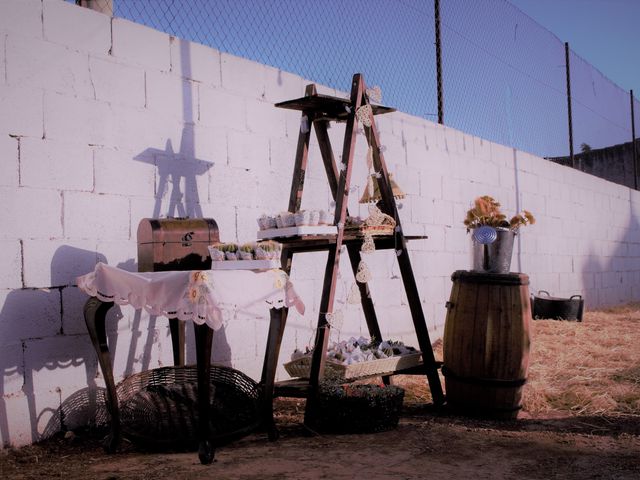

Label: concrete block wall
[1,0,639,447]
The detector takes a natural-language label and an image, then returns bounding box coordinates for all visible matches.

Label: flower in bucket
[464,196,535,233]
[464,196,535,273]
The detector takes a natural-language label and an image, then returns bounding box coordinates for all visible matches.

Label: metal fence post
[632,90,638,190]
[434,0,444,125]
[565,42,575,168]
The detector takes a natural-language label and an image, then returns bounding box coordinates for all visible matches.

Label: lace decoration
[361,232,376,254]
[366,85,382,103]
[325,310,344,329]
[356,260,372,283]
[355,104,372,127]
[347,283,362,304]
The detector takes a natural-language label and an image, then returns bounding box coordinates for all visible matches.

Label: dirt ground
[1,396,639,480]
[2,307,640,480]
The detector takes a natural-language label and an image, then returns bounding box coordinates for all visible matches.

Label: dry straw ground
[2,304,640,479]
[401,302,640,416]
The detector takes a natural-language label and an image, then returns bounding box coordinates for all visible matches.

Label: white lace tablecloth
[76,262,305,331]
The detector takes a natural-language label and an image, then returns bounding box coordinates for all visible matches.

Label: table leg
[168,317,185,366]
[83,297,120,452]
[260,307,288,441]
[194,322,215,464]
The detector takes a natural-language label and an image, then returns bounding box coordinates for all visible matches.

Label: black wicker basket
[307,383,405,434]
[115,365,260,451]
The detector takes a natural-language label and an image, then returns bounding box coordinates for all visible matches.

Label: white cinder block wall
[1,0,639,447]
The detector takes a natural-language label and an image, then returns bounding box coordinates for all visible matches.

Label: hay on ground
[394,303,640,418]
[524,303,640,417]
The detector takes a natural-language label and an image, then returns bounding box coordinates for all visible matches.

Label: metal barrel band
[441,365,527,388]
[451,270,529,286]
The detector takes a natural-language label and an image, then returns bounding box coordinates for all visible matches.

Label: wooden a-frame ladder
[262,73,444,432]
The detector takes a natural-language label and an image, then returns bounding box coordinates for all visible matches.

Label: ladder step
[274,378,311,398]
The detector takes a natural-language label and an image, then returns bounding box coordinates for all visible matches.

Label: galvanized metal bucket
[471,227,515,274]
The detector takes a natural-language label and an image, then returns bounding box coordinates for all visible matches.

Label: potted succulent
[308,210,320,226]
[254,240,281,260]
[464,196,535,273]
[294,210,311,227]
[221,242,239,261]
[239,243,255,260]
[257,213,277,231]
[208,243,225,262]
[318,209,332,225]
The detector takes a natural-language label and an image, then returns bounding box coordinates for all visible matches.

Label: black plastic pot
[531,290,584,322]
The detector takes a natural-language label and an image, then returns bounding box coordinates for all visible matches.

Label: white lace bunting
[356,260,372,283]
[325,310,344,329]
[361,232,376,254]
[367,174,375,198]
[347,283,361,304]
[365,205,386,226]
[366,85,382,103]
[355,104,373,127]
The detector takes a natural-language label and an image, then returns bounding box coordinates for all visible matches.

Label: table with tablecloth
[77,262,305,464]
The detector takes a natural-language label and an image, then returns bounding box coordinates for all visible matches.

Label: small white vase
[294,210,311,226]
[208,246,225,262]
[318,210,332,225]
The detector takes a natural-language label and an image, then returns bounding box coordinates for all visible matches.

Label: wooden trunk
[443,270,532,419]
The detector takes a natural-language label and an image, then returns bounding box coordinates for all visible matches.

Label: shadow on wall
[1,39,238,447]
[0,246,114,446]
[130,38,232,366]
[581,195,640,308]
[135,133,214,219]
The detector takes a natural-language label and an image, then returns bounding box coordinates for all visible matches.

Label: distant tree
[580,143,592,153]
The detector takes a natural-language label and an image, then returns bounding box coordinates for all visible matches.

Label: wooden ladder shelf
[269,73,444,427]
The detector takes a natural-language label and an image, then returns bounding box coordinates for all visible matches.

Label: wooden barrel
[443,270,531,419]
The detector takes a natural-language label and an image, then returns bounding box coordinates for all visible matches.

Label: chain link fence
[75,0,639,188]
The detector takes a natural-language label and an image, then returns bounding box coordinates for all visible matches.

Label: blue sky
[509,0,640,96]
[103,0,638,157]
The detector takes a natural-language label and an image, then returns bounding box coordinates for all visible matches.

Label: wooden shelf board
[275,93,395,121]
[277,234,428,253]
[274,378,311,398]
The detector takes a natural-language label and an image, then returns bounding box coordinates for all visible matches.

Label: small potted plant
[254,240,281,260]
[464,195,535,273]
[318,209,333,225]
[239,243,254,260]
[222,242,239,261]
[208,243,225,262]
[294,210,311,226]
[276,211,295,228]
[308,210,320,226]
[257,213,277,231]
